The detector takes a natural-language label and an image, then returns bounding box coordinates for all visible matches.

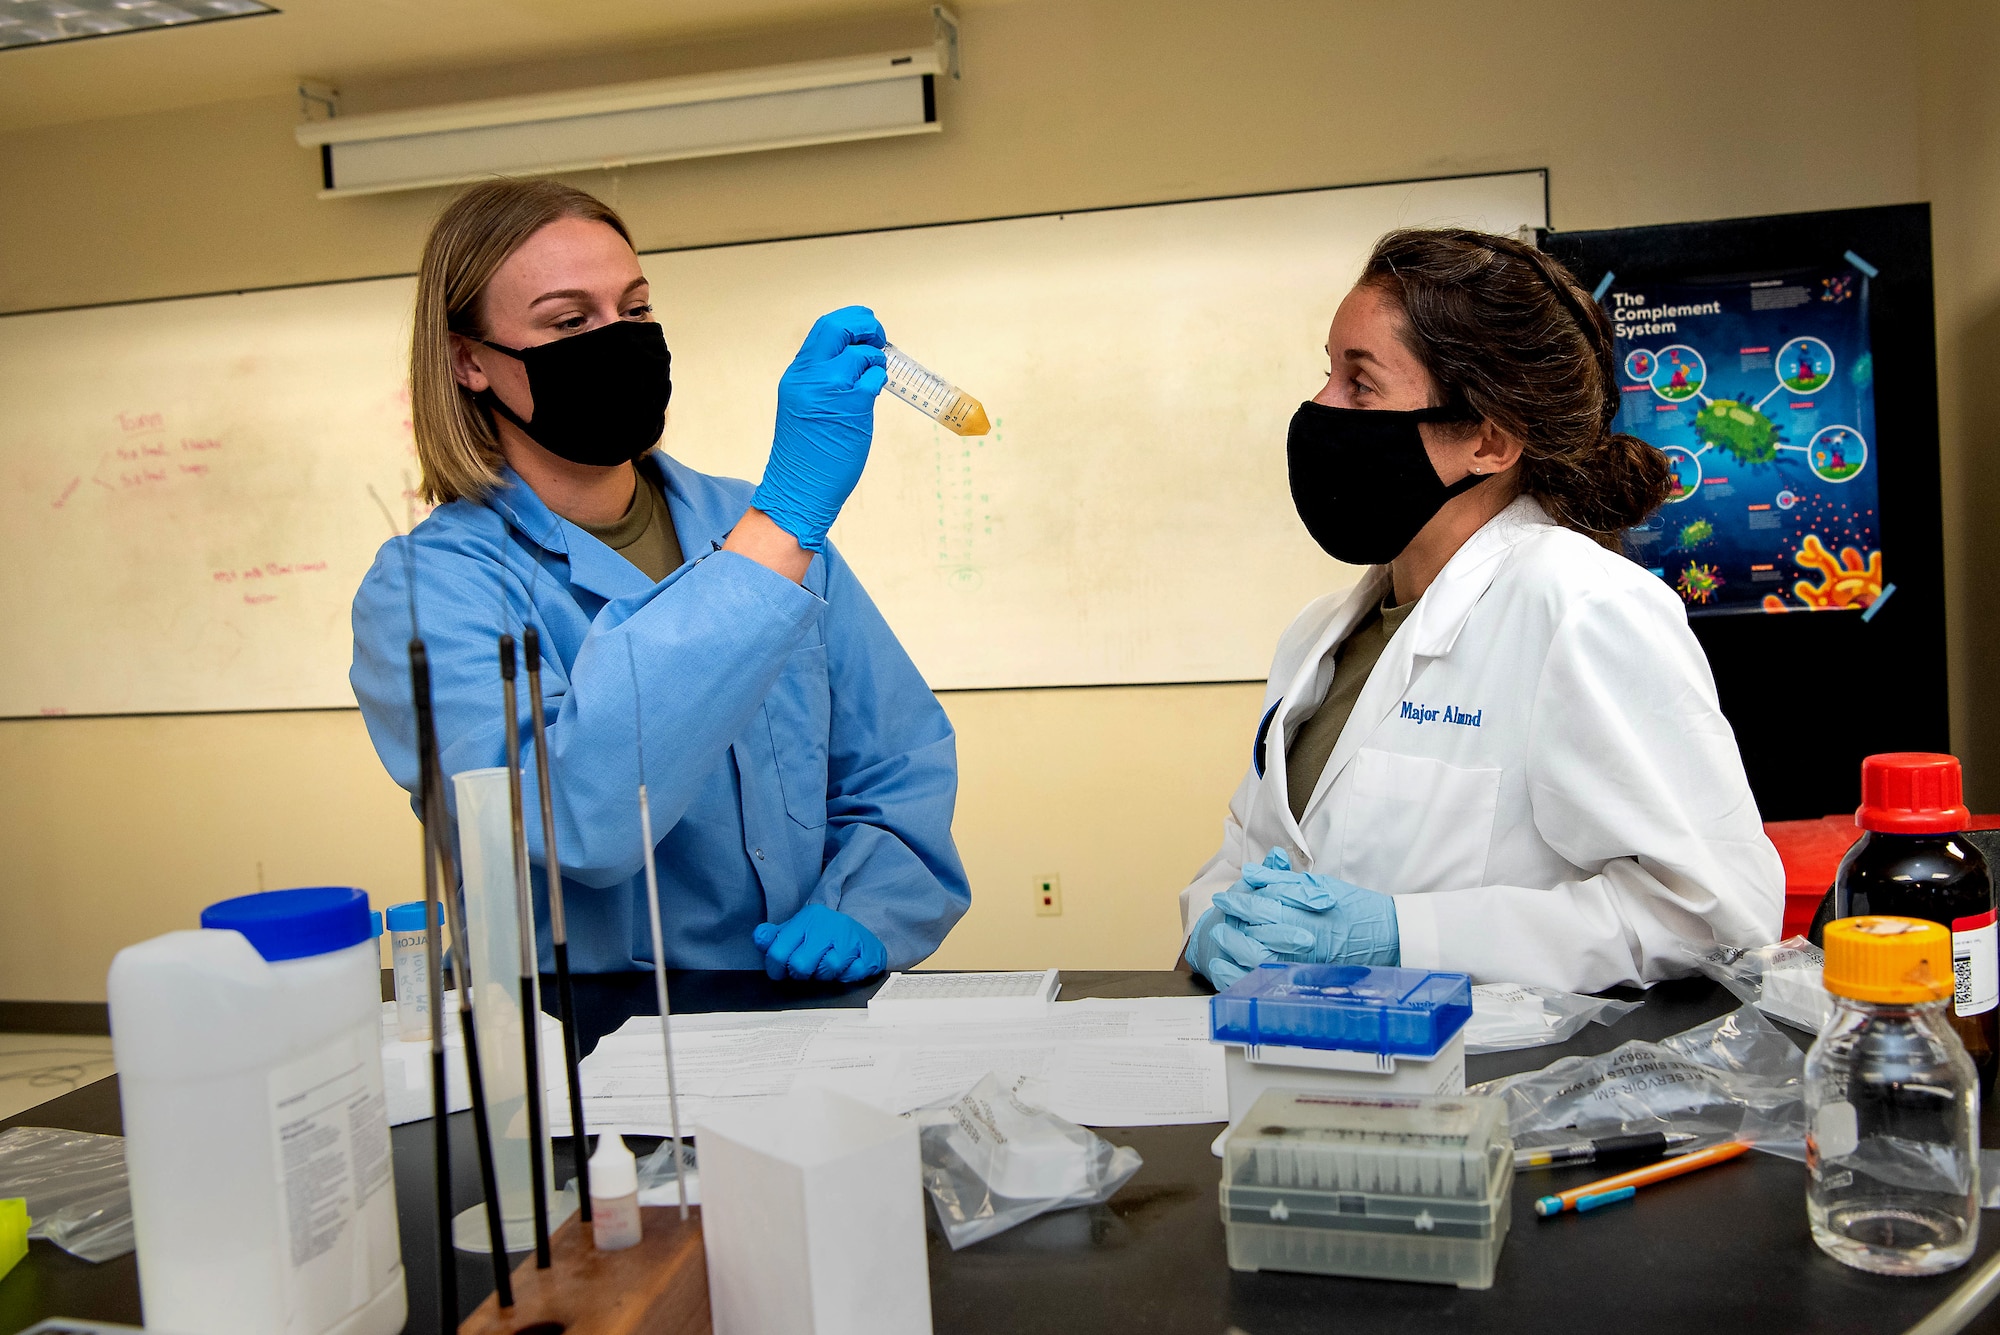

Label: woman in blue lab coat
[349,178,969,982]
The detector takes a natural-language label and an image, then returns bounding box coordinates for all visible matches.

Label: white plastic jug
[108,887,405,1335]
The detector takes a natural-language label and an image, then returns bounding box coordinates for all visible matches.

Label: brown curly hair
[1358,227,1673,548]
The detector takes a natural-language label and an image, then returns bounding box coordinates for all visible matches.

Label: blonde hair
[410,178,635,504]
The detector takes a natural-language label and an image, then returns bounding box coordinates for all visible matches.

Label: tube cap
[385,901,439,932]
[1856,752,1970,835]
[1821,916,1952,1004]
[200,887,372,962]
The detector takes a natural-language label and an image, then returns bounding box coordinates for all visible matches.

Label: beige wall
[1920,0,2000,818]
[2,0,1990,1001]
[0,684,1263,997]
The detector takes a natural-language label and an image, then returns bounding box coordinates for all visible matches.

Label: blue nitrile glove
[749,306,889,552]
[1187,848,1326,988]
[1213,847,1400,967]
[1186,903,1307,990]
[753,904,889,983]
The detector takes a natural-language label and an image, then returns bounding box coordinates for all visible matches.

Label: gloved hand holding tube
[750,306,889,552]
[1186,847,1400,987]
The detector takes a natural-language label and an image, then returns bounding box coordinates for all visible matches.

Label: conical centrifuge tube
[883,343,991,436]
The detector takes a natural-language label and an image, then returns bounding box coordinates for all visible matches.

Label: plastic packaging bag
[1979,1151,2000,1209]
[0,1126,134,1262]
[634,1139,699,1206]
[1465,983,1643,1053]
[1687,936,1833,1033]
[1468,1003,1808,1161]
[914,1074,1142,1249]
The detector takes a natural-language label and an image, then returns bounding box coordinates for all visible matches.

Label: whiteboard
[0,171,1545,717]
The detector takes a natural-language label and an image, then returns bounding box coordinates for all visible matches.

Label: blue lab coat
[349,451,970,973]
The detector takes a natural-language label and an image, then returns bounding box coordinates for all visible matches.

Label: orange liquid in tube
[883,343,991,436]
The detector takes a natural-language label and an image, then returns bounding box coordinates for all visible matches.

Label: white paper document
[549,996,1227,1134]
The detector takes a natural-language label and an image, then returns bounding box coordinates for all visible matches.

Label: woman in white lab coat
[1183,228,1782,994]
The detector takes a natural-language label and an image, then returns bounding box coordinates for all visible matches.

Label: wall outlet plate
[1035,875,1062,916]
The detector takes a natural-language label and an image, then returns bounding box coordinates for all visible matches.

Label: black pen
[1514,1132,1700,1171]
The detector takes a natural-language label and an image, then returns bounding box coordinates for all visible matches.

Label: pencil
[1534,1140,1751,1216]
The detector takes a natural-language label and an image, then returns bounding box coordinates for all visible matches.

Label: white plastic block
[697,1087,931,1335]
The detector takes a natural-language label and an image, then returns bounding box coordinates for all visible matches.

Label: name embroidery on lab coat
[1397,700,1482,728]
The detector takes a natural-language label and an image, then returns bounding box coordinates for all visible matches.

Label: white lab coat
[1182,495,1783,992]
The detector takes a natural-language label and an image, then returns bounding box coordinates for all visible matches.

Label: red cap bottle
[1838,751,1993,1085]
[1856,752,1972,835]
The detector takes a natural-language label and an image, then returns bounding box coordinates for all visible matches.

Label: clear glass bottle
[1806,916,1979,1276]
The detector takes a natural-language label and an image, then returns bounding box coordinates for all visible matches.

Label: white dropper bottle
[589,1134,642,1251]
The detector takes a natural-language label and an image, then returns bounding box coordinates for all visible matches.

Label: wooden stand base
[459,1206,711,1335]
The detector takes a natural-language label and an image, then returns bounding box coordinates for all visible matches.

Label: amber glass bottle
[1834,753,1997,1086]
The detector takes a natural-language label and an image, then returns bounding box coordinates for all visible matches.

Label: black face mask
[477,319,672,467]
[1286,400,1487,565]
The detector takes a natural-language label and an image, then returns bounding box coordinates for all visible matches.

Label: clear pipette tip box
[1209,963,1472,1057]
[1219,1088,1513,1289]
[867,968,1060,1023]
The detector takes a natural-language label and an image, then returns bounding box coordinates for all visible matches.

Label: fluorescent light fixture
[295,48,944,199]
[0,0,273,50]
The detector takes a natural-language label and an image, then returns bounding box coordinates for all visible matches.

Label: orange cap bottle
[1821,916,1953,1005]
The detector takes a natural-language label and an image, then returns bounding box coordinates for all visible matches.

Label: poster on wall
[1607,261,1885,618]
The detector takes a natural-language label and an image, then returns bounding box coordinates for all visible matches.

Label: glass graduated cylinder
[883,343,990,436]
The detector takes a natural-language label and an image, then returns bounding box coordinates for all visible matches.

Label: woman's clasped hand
[1190,849,1400,988]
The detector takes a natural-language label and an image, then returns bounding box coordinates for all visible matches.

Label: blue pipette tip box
[1208,963,1473,1058]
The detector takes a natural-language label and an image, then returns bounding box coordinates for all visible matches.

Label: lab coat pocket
[766,641,831,830]
[1340,748,1500,895]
